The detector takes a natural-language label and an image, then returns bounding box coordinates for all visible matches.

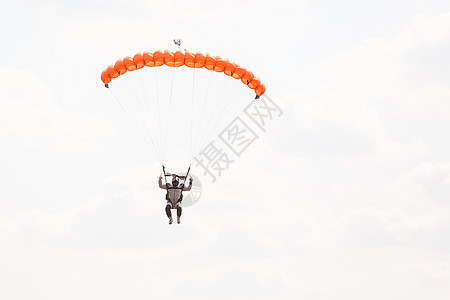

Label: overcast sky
[1,0,450,299]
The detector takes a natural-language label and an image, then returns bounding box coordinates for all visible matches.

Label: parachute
[100,44,265,172]
[101,49,266,97]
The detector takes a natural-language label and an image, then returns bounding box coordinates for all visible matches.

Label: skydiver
[159,174,193,224]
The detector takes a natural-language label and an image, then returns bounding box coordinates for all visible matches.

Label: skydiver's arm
[183,182,192,191]
[158,177,166,189]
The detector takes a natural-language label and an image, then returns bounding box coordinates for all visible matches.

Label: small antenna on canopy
[173,39,181,50]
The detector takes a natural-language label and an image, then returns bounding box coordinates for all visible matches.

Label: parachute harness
[162,164,191,204]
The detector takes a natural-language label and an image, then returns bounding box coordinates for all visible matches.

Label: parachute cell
[232,65,246,79]
[204,53,216,71]
[133,53,145,69]
[184,51,195,67]
[153,50,165,66]
[101,70,112,84]
[255,83,266,96]
[143,51,155,66]
[224,62,236,76]
[249,77,261,89]
[106,65,119,78]
[194,52,206,68]
[114,59,127,75]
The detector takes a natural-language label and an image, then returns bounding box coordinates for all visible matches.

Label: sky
[1,0,450,299]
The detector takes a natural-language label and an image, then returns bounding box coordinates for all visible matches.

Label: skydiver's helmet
[172,177,179,186]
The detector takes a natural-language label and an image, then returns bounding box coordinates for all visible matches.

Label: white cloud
[0,195,105,247]
[323,204,450,252]
[276,13,450,162]
[0,68,116,154]
[277,90,428,160]
[393,260,450,286]
[384,162,450,207]
[313,12,450,114]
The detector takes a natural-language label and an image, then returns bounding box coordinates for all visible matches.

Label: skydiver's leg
[165,205,172,218]
[165,201,173,224]
[176,201,182,224]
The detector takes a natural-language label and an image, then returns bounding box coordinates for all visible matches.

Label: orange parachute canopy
[100,50,266,98]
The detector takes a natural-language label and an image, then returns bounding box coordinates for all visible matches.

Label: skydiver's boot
[169,217,173,225]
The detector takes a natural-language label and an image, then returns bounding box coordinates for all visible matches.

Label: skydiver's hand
[159,175,163,180]
[189,176,193,183]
